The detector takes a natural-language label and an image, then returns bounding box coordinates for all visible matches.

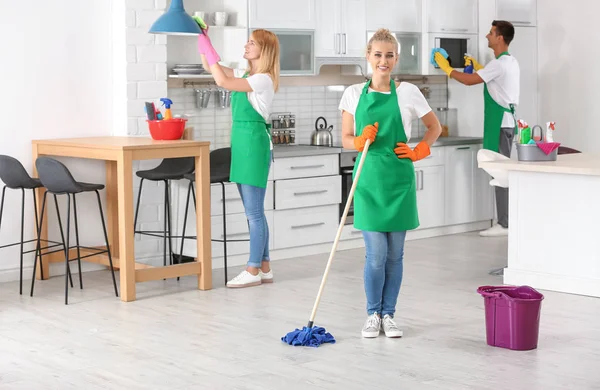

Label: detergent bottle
[463,53,474,74]
[160,98,173,120]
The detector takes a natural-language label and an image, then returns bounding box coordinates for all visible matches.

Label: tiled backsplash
[168,76,448,147]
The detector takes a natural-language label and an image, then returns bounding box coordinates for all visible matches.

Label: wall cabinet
[428,0,478,34]
[249,0,316,29]
[366,0,421,33]
[496,0,537,26]
[315,0,366,57]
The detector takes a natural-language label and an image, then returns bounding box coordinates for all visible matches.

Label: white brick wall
[126,1,170,263]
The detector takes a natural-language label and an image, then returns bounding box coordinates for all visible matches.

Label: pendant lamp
[149,0,201,35]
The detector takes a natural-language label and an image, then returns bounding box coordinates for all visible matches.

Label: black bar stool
[133,157,195,268]
[33,157,118,305]
[0,155,64,294]
[178,148,249,284]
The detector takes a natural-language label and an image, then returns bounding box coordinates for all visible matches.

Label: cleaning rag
[536,141,561,155]
[281,326,335,347]
[430,48,449,66]
[192,15,207,30]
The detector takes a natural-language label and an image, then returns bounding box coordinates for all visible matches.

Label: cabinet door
[428,0,478,33]
[340,0,367,57]
[509,26,538,125]
[270,30,315,75]
[315,0,341,57]
[496,0,537,26]
[249,0,316,29]
[444,145,475,225]
[472,145,495,222]
[416,165,445,229]
[366,0,421,32]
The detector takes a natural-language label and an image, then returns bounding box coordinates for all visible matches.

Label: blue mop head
[430,48,449,65]
[281,326,335,347]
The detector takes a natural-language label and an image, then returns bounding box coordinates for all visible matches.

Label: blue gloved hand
[430,48,449,66]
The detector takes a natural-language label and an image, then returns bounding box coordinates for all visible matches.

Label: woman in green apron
[339,29,442,338]
[198,28,280,288]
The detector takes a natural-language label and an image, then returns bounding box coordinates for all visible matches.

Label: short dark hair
[492,20,515,45]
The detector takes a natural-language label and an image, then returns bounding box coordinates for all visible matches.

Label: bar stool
[178,148,249,284]
[133,157,195,268]
[32,157,118,305]
[0,155,64,294]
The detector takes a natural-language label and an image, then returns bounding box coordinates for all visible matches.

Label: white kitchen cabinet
[444,144,494,225]
[416,165,445,229]
[496,0,537,26]
[211,211,275,257]
[274,175,341,210]
[366,0,421,33]
[428,0,478,34]
[508,26,538,125]
[273,205,339,249]
[210,181,274,216]
[249,0,316,29]
[273,154,339,180]
[315,0,366,57]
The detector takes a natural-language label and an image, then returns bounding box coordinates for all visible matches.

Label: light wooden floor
[1,233,599,389]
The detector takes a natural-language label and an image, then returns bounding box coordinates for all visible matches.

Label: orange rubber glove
[353,122,378,152]
[394,141,431,161]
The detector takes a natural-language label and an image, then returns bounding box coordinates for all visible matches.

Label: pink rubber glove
[198,33,221,66]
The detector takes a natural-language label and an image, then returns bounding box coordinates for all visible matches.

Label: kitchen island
[479,153,600,298]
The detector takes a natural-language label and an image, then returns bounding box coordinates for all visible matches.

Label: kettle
[311,116,333,146]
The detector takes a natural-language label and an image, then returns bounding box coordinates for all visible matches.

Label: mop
[281,139,371,347]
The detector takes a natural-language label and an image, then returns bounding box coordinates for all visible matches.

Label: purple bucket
[477,285,544,351]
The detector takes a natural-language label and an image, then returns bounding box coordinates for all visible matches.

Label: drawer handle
[221,198,242,203]
[290,164,325,170]
[456,146,471,150]
[291,222,325,229]
[293,190,328,196]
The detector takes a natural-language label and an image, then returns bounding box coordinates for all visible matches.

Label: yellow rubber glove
[464,55,483,71]
[434,52,454,77]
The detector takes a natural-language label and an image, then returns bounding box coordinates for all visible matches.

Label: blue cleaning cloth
[430,48,449,66]
[281,326,336,347]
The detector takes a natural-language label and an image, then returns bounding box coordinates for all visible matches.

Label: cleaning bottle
[463,53,474,74]
[160,98,173,120]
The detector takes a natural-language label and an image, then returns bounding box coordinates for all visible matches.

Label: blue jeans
[236,154,271,268]
[362,231,407,317]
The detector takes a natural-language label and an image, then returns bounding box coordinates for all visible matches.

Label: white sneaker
[479,224,508,237]
[259,269,273,283]
[226,270,261,288]
[361,313,381,338]
[381,314,403,338]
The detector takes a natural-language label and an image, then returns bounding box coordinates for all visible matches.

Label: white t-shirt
[233,69,274,122]
[338,82,432,142]
[477,55,520,128]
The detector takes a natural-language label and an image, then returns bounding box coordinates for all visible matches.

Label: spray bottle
[160,98,173,120]
[463,53,474,74]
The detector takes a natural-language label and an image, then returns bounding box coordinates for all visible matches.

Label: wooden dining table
[31,136,212,302]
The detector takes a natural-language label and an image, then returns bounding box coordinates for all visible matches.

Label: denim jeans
[235,154,271,268]
[362,230,407,317]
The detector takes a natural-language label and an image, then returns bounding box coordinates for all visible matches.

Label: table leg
[117,152,136,301]
[196,147,212,290]
[105,161,119,258]
[32,144,49,280]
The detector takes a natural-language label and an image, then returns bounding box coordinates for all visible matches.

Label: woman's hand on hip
[395,141,430,162]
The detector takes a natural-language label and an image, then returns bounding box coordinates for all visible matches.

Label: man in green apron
[434,20,519,237]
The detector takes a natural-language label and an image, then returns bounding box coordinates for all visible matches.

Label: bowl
[147,118,187,140]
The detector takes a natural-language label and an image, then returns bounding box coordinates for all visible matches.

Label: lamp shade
[149,0,201,36]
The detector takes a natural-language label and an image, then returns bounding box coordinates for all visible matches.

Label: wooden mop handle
[307,139,371,327]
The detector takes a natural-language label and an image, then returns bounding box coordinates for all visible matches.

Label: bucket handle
[477,286,506,299]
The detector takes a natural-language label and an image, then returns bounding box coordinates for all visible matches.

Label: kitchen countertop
[479,152,600,176]
[273,136,484,157]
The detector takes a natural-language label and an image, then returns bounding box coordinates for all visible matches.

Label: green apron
[229,74,272,189]
[352,79,419,232]
[482,51,518,152]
